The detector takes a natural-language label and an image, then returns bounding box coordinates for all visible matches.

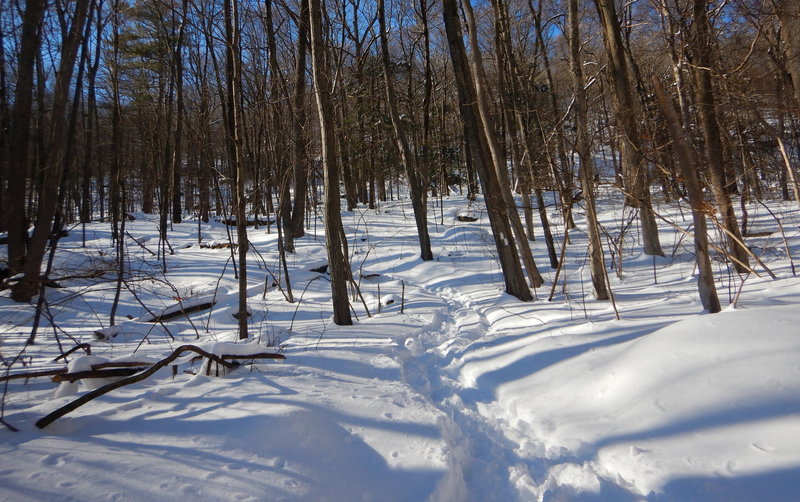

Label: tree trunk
[442,0,532,301]
[463,0,543,288]
[778,0,800,106]
[288,0,311,247]
[569,0,609,300]
[690,0,749,273]
[594,0,664,257]
[652,78,720,313]
[378,0,433,262]
[172,0,189,224]
[308,0,353,324]
[223,0,249,339]
[5,0,46,275]
[12,0,91,302]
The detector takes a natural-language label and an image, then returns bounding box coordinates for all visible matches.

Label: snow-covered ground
[1,191,799,501]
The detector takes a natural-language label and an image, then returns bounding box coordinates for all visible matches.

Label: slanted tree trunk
[652,78,720,313]
[594,0,664,257]
[462,0,543,288]
[5,0,46,275]
[308,0,353,324]
[689,0,749,273]
[442,0,532,301]
[569,0,609,300]
[378,0,433,262]
[12,0,91,302]
[491,0,532,239]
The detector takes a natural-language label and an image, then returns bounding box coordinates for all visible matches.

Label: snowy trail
[392,278,529,501]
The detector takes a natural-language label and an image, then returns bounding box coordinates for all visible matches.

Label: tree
[223,0,250,339]
[12,0,92,303]
[777,0,800,105]
[689,0,750,273]
[5,0,46,276]
[442,0,532,302]
[378,0,433,262]
[461,0,544,289]
[652,77,721,313]
[594,0,664,257]
[308,0,354,324]
[569,0,609,300]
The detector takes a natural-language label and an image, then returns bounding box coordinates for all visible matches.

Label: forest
[1,0,800,500]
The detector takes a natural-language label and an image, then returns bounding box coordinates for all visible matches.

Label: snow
[1,193,800,501]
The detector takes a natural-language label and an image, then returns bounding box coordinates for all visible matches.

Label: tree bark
[308,0,353,324]
[442,0,532,301]
[223,0,249,339]
[288,0,311,247]
[5,0,46,275]
[652,78,720,313]
[12,0,91,302]
[689,0,749,274]
[777,0,800,106]
[569,0,609,300]
[378,0,433,262]
[594,0,664,257]
[463,0,543,288]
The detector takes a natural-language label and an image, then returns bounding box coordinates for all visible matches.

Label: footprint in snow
[39,453,66,466]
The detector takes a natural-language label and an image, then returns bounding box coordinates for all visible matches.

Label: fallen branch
[125,231,156,256]
[35,345,277,429]
[220,353,285,360]
[0,368,67,382]
[1,360,154,383]
[51,367,146,383]
[54,343,92,362]
[145,301,216,323]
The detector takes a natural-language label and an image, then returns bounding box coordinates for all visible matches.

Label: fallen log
[91,361,154,369]
[35,345,275,429]
[145,301,216,322]
[221,353,285,360]
[1,360,154,383]
[0,368,67,382]
[51,367,146,383]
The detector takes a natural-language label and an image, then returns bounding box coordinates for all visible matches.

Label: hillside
[1,193,799,501]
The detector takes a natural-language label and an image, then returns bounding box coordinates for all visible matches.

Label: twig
[54,343,92,362]
[124,231,156,256]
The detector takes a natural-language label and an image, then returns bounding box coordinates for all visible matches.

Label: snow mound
[479,305,800,499]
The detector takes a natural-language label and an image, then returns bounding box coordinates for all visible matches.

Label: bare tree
[652,77,720,313]
[442,0,532,301]
[777,0,800,105]
[569,0,609,300]
[308,0,353,324]
[5,0,46,276]
[223,0,250,339]
[12,0,91,303]
[378,0,433,262]
[689,0,750,273]
[594,0,664,257]
[461,0,543,288]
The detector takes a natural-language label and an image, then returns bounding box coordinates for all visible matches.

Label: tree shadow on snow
[648,465,800,502]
